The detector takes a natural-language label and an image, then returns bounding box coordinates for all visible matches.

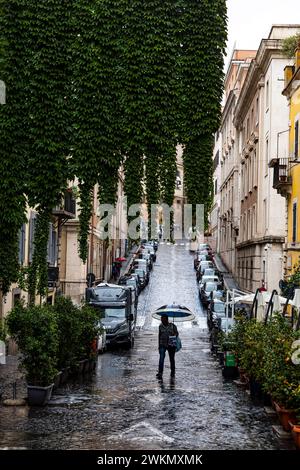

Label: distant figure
[156,314,178,380]
[112,262,118,281]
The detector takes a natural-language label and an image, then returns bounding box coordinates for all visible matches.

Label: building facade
[219,50,256,275]
[234,25,300,292]
[273,40,300,277]
[210,132,222,253]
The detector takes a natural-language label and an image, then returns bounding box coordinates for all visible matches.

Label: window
[215,179,218,196]
[256,96,259,124]
[265,139,269,175]
[29,212,37,263]
[293,202,297,244]
[295,120,299,159]
[18,224,26,265]
[266,80,270,110]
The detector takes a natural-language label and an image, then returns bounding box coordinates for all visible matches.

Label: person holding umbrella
[156,314,178,380]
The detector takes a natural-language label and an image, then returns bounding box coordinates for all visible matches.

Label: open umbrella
[152,304,195,322]
[115,257,127,262]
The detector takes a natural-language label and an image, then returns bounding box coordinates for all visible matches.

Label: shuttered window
[295,121,299,159]
[29,213,37,263]
[18,224,26,264]
[292,202,297,244]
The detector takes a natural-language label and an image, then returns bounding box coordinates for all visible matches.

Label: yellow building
[282,41,300,275]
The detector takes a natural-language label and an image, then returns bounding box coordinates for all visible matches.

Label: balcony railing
[52,190,76,219]
[269,158,292,196]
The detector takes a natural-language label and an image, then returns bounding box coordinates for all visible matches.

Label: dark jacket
[159,322,178,349]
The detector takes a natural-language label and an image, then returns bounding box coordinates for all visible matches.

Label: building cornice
[234,39,283,126]
[220,166,239,191]
[236,235,285,249]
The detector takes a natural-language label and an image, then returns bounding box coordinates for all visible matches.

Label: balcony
[52,190,76,219]
[269,158,292,197]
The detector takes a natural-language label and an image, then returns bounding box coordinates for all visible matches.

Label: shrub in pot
[76,304,102,371]
[52,297,83,375]
[7,302,59,405]
[260,315,300,430]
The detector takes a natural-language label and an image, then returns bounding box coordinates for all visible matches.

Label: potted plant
[7,302,59,406]
[52,297,83,380]
[261,315,300,431]
[76,303,101,373]
[290,416,300,450]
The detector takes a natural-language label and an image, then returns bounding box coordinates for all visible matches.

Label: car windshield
[214,303,225,313]
[206,283,217,292]
[135,269,145,276]
[99,307,126,319]
[94,287,124,298]
[204,269,215,276]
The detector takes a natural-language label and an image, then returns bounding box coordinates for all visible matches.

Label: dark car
[200,281,220,308]
[207,300,226,330]
[132,268,149,288]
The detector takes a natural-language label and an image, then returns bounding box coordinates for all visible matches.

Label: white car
[199,275,219,291]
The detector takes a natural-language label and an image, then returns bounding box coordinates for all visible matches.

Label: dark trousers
[159,346,176,375]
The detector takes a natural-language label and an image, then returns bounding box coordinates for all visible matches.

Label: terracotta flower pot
[273,401,297,432]
[290,425,300,450]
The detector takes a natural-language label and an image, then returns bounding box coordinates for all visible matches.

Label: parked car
[118,275,140,303]
[207,300,226,330]
[196,261,214,281]
[194,254,210,270]
[200,281,221,307]
[132,268,149,287]
[199,275,220,291]
[209,289,226,303]
[142,244,157,262]
[132,258,151,274]
[130,273,143,294]
[86,283,136,349]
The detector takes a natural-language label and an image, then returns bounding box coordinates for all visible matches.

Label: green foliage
[6,298,101,384]
[227,314,300,411]
[179,0,227,226]
[0,0,227,293]
[282,33,300,59]
[7,302,59,386]
[28,209,51,303]
[77,303,101,360]
[52,296,83,370]
[0,318,7,341]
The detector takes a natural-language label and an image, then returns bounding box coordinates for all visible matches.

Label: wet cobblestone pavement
[0,244,294,450]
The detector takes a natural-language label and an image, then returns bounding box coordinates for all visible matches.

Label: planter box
[273,401,297,432]
[249,378,263,401]
[27,384,54,406]
[222,366,239,380]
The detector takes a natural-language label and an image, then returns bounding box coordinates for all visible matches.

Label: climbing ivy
[0,1,28,295]
[179,0,227,226]
[0,0,227,297]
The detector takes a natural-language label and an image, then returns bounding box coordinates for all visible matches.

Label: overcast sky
[226,0,300,65]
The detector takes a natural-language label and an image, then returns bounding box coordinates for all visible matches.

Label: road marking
[115,421,174,443]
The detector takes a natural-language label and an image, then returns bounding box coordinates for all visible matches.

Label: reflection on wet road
[0,243,292,450]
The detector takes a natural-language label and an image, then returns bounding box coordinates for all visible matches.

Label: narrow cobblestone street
[0,244,293,450]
